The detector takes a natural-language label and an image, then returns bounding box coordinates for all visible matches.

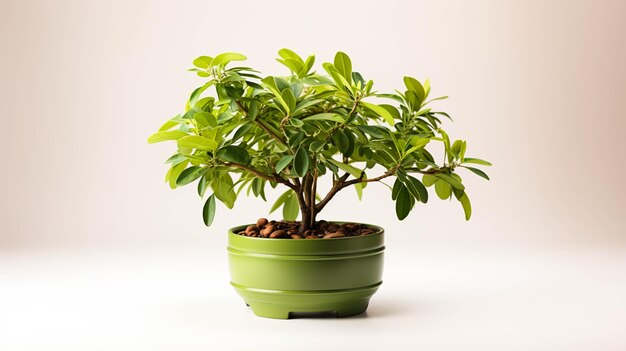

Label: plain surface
[1,0,626,349]
[2,244,626,350]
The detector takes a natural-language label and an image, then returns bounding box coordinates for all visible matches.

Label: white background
[1,0,625,350]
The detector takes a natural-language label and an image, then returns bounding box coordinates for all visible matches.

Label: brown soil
[236,219,378,239]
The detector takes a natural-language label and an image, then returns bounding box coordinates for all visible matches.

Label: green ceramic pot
[227,223,385,319]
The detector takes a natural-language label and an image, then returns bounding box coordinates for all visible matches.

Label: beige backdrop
[1,0,625,250]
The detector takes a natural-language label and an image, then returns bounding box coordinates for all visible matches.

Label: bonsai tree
[148,49,490,234]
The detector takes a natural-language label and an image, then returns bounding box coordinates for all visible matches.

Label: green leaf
[438,129,452,163]
[147,131,188,143]
[391,178,403,200]
[165,154,187,166]
[395,186,412,220]
[189,82,213,107]
[309,140,325,152]
[293,147,310,177]
[356,125,384,138]
[193,56,213,69]
[405,137,430,155]
[434,173,465,190]
[194,111,217,127]
[177,135,217,151]
[212,172,236,209]
[293,99,324,115]
[303,113,345,123]
[277,58,304,75]
[355,182,365,200]
[176,166,204,186]
[450,140,463,159]
[458,193,472,220]
[275,155,294,173]
[270,190,292,213]
[218,145,250,164]
[211,52,247,67]
[289,118,304,127]
[405,175,428,203]
[403,76,425,103]
[424,96,448,105]
[462,158,492,166]
[288,131,305,148]
[251,178,266,201]
[248,101,259,120]
[303,55,315,76]
[332,129,350,154]
[202,194,216,226]
[261,76,289,110]
[197,174,209,197]
[168,161,189,189]
[422,174,437,187]
[232,124,252,142]
[158,117,181,132]
[460,141,467,161]
[281,88,296,113]
[283,192,299,221]
[361,101,395,125]
[327,158,361,178]
[278,48,302,61]
[334,51,352,85]
[435,180,452,200]
[462,166,490,180]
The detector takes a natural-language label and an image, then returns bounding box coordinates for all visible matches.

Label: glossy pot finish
[227,224,385,319]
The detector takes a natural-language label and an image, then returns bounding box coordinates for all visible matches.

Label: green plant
[148,49,491,232]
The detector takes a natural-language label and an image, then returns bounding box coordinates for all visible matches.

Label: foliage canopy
[148,49,491,231]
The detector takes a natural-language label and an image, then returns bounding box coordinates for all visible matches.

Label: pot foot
[248,303,290,319]
[335,300,369,317]
[247,299,369,319]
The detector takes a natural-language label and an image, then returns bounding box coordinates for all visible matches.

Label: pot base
[232,282,381,319]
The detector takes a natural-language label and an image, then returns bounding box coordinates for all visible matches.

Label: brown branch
[315,172,350,212]
[303,174,312,208]
[234,100,287,146]
[223,162,297,191]
[341,168,397,188]
[310,169,318,228]
[348,98,361,116]
[404,167,446,175]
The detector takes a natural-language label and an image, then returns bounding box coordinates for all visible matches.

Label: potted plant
[148,49,490,319]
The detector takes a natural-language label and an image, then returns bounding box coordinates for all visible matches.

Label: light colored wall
[1,0,624,249]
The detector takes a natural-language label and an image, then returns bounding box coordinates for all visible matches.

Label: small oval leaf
[147,131,188,144]
[334,51,353,85]
[202,194,216,226]
[176,166,204,186]
[435,180,452,200]
[395,186,412,220]
[361,101,395,125]
[211,52,247,67]
[283,192,299,221]
[193,56,213,69]
[303,113,345,123]
[275,155,294,173]
[293,147,310,177]
[332,129,349,154]
[463,166,490,181]
[177,136,217,151]
[218,145,251,164]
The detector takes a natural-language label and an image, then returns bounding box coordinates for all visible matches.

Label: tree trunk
[298,172,318,233]
[299,208,312,233]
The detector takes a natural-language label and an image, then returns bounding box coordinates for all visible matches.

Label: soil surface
[236,219,378,239]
